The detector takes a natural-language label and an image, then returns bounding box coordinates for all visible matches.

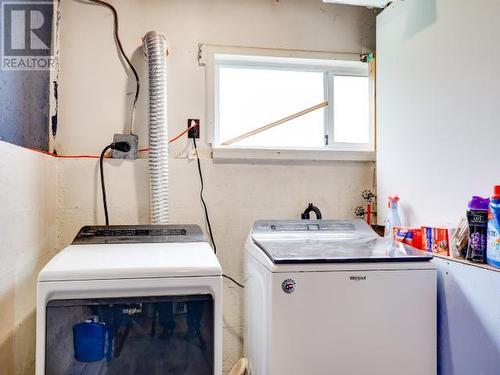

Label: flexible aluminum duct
[144,31,168,224]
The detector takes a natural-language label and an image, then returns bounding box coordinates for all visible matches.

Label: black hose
[301,203,323,220]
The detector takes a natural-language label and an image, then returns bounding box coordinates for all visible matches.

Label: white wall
[377,0,500,227]
[0,142,57,375]
[377,3,500,373]
[56,0,376,371]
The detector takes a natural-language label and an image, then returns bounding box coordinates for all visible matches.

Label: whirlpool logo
[122,306,142,316]
[349,275,367,281]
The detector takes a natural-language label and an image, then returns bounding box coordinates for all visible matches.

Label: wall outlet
[112,133,139,159]
[188,119,200,138]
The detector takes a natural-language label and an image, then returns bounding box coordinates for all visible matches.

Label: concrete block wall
[0,142,57,375]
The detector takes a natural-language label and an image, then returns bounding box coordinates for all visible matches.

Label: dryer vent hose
[144,31,168,224]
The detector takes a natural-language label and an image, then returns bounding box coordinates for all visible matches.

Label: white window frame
[201,45,375,162]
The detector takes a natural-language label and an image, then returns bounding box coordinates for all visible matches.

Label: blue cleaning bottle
[487,185,500,268]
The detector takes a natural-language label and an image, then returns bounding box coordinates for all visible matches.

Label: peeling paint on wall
[49,0,61,151]
[51,80,58,138]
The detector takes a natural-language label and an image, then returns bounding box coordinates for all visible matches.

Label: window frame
[201,45,375,162]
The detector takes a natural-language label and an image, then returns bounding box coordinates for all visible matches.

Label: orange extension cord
[29,123,198,159]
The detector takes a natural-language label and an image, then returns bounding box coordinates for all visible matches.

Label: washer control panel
[73,225,205,244]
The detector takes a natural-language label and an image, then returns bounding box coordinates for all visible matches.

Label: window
[210,53,373,156]
[333,75,370,144]
[218,67,325,148]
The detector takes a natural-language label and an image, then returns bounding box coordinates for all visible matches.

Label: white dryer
[245,220,436,375]
[36,225,222,375]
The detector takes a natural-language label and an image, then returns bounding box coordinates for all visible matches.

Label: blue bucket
[73,321,106,362]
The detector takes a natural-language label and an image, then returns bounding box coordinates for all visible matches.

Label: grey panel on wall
[0,0,52,151]
[0,70,50,150]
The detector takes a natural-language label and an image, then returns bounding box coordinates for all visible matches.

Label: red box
[393,227,422,249]
[421,226,449,255]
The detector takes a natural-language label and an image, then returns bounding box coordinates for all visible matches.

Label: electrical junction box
[112,133,139,159]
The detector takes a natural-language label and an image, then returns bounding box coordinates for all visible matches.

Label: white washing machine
[36,225,222,375]
[245,220,436,375]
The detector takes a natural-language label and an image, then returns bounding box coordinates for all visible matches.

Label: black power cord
[86,0,140,134]
[100,144,113,226]
[193,138,217,252]
[222,274,245,289]
[192,138,245,289]
[100,142,131,225]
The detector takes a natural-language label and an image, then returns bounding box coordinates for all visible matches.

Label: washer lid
[38,241,222,282]
[252,220,433,264]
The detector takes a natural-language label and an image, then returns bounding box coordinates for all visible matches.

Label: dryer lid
[39,225,222,282]
[251,220,433,264]
[39,241,222,281]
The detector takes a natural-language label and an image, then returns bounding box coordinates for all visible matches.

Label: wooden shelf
[433,253,500,273]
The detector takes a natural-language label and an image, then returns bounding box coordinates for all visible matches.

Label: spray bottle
[384,196,403,239]
[487,185,500,268]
